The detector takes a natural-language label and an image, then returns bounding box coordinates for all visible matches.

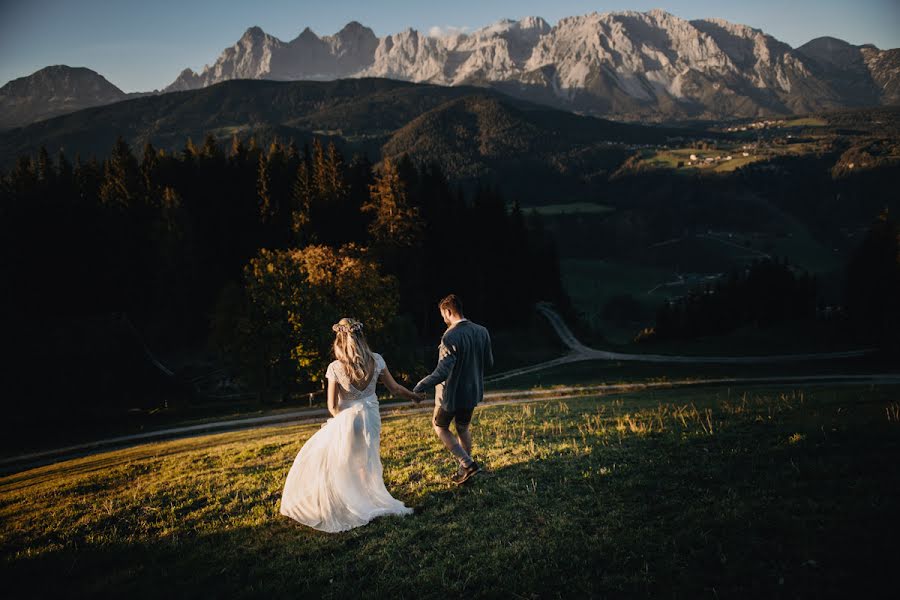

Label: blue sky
[1,0,898,92]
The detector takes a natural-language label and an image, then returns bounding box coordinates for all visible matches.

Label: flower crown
[332,320,363,334]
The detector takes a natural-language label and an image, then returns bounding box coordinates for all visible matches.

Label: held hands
[410,382,426,404]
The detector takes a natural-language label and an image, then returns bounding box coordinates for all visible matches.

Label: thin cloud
[427,25,471,38]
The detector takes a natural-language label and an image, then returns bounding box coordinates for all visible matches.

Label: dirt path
[0,306,887,475]
[4,373,899,476]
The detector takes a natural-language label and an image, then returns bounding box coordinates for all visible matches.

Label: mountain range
[1,9,898,131]
[164,11,900,121]
[0,77,692,203]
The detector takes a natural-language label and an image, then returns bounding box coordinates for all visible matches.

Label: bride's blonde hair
[332,318,374,382]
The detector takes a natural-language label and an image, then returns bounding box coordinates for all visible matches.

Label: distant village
[723,119,787,132]
[685,149,752,166]
[612,115,831,172]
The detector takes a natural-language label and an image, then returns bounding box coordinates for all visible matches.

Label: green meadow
[3,384,898,598]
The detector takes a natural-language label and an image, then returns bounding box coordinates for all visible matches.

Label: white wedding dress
[279,353,413,532]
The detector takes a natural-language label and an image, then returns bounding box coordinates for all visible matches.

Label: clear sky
[1,0,898,93]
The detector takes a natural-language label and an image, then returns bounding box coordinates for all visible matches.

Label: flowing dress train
[279,353,413,532]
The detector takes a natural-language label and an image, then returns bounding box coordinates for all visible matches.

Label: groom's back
[439,320,493,412]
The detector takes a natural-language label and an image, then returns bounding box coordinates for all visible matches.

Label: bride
[279,318,424,532]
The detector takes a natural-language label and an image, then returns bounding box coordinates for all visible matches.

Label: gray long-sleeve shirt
[414,319,494,412]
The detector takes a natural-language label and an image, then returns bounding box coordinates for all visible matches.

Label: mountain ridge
[0,77,683,203]
[162,10,898,121]
[0,65,155,131]
[2,10,898,130]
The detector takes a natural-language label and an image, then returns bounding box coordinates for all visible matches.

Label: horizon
[1,0,899,93]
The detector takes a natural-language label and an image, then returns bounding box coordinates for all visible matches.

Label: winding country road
[485,303,875,384]
[536,302,874,363]
[0,305,891,475]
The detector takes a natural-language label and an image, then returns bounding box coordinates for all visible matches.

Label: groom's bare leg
[434,423,471,461]
[456,423,472,457]
[433,404,474,466]
[433,424,462,453]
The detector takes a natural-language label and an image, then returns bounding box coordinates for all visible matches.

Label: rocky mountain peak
[338,21,367,34]
[151,10,898,119]
[518,16,551,33]
[0,65,128,130]
[329,21,378,50]
[297,26,319,41]
[241,26,266,42]
[797,36,864,69]
[1,65,124,99]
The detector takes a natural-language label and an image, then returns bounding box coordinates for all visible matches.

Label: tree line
[638,210,899,352]
[643,257,819,340]
[0,134,566,411]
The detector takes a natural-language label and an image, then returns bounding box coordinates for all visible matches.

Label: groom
[414,294,493,484]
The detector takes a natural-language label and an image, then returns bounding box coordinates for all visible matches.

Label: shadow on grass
[5,413,899,600]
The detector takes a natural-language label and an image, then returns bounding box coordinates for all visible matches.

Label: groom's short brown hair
[439,294,463,315]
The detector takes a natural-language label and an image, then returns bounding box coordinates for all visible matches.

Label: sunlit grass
[780,117,829,128]
[2,385,898,598]
[637,147,767,173]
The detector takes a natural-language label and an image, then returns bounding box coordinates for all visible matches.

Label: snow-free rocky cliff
[163,10,898,120]
[4,9,897,129]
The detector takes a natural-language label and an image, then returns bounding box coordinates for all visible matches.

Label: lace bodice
[325,353,385,405]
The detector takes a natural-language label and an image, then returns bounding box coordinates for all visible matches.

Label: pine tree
[291,161,314,242]
[287,139,299,161]
[257,151,273,222]
[362,157,422,246]
[73,154,99,206]
[325,142,345,201]
[98,136,140,209]
[56,149,73,189]
[160,186,184,237]
[264,138,291,244]
[140,142,159,206]
[184,136,199,158]
[267,137,284,161]
[36,146,53,184]
[312,138,327,197]
[201,133,221,159]
[230,133,246,162]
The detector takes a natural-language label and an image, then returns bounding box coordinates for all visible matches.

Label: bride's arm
[327,378,340,417]
[380,366,426,403]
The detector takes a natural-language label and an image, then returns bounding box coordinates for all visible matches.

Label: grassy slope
[3,384,898,598]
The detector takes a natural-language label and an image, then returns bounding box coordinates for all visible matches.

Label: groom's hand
[412,392,427,403]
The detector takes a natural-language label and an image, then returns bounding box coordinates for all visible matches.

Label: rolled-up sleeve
[413,342,457,393]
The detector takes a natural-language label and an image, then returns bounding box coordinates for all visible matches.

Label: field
[639,147,764,173]
[779,117,829,128]
[633,138,829,174]
[527,202,616,216]
[3,383,898,598]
